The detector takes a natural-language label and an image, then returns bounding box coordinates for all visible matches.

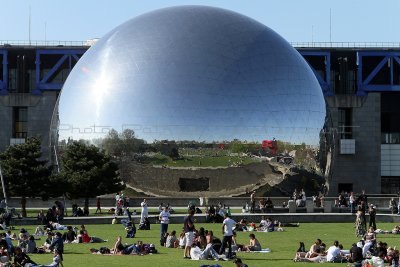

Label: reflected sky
[54,6,326,146]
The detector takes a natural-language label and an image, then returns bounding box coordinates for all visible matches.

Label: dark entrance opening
[338,183,353,194]
[179,177,210,192]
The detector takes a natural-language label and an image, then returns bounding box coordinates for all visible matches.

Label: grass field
[11,222,400,267]
[143,154,257,167]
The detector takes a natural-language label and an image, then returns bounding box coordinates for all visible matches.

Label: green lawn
[10,222,400,266]
[138,152,258,167]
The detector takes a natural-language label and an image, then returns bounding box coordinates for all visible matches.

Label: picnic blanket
[250,248,271,253]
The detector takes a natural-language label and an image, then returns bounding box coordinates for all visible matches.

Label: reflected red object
[262,139,277,155]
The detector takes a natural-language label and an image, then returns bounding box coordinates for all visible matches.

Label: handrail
[291,42,400,48]
[1,40,400,48]
[0,40,96,47]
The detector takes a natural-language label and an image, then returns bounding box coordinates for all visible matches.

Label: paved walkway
[10,212,400,226]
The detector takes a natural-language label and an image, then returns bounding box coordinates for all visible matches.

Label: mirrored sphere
[52,6,329,196]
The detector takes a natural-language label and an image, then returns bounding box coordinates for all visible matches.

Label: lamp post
[0,160,8,212]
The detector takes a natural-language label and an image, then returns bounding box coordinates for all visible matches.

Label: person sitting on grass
[125,224,136,239]
[26,235,37,254]
[294,241,328,263]
[257,216,267,230]
[17,233,27,252]
[178,229,186,249]
[243,234,261,252]
[257,217,274,232]
[304,239,322,258]
[326,240,344,263]
[13,246,36,267]
[165,231,179,248]
[62,226,76,243]
[0,246,10,267]
[232,232,244,252]
[34,226,46,236]
[190,242,222,261]
[40,232,54,251]
[195,227,207,249]
[48,232,64,267]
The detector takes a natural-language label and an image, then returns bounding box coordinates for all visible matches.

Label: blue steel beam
[362,56,389,86]
[33,49,86,94]
[357,51,400,95]
[0,50,8,95]
[298,51,332,96]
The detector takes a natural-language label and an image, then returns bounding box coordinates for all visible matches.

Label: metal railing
[0,40,94,47]
[2,40,400,49]
[291,42,400,48]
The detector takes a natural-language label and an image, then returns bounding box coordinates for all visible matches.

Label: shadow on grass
[243,258,289,261]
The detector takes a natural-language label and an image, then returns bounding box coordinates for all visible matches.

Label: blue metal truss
[299,51,333,96]
[0,50,8,95]
[33,49,86,94]
[357,51,400,96]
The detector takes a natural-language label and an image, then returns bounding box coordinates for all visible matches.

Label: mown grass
[10,222,400,267]
[140,154,257,167]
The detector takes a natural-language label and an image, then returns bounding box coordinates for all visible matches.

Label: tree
[102,128,146,157]
[102,129,123,156]
[0,137,52,217]
[58,141,125,210]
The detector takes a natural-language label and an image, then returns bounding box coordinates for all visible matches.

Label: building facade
[0,42,399,195]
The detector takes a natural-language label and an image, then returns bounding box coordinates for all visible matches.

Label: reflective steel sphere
[52,6,329,196]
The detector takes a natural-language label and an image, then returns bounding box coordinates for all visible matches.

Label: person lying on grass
[109,236,157,255]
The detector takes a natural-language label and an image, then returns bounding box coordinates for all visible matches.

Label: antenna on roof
[311,25,314,44]
[28,5,31,45]
[329,8,332,43]
[44,21,47,44]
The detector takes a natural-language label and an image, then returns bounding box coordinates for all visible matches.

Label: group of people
[0,227,64,267]
[115,192,131,216]
[294,230,400,266]
[179,208,260,263]
[36,201,65,225]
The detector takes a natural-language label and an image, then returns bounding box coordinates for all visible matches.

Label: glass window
[13,107,28,138]
[338,108,352,139]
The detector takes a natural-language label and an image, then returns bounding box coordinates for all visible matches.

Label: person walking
[368,204,377,230]
[250,191,256,213]
[159,206,171,246]
[349,192,356,214]
[357,190,368,228]
[183,209,195,259]
[95,198,101,214]
[219,213,236,259]
[140,198,148,224]
[355,206,366,237]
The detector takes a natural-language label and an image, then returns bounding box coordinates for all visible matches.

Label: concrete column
[306,200,314,213]
[288,200,296,213]
[324,200,332,213]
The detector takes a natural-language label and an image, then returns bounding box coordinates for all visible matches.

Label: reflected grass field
[13,222,400,267]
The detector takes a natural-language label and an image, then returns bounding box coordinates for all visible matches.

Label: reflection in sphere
[52,6,330,196]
